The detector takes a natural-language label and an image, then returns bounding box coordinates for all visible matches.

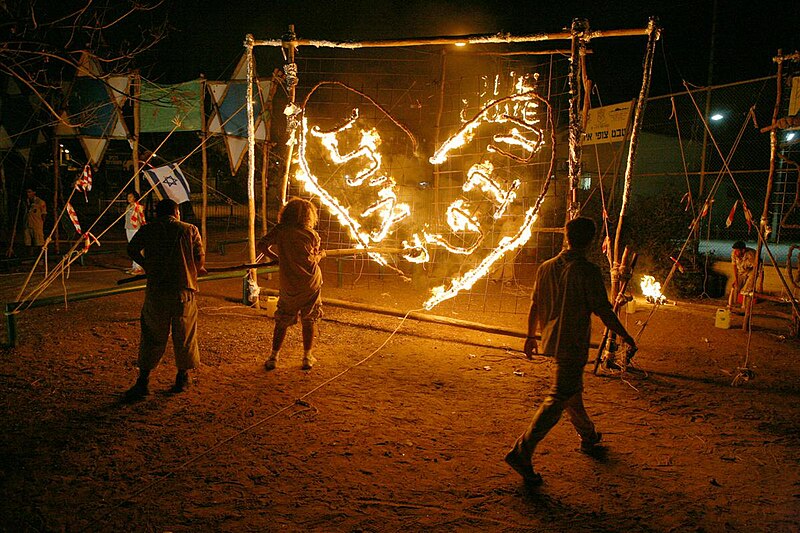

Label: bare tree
[0,0,168,124]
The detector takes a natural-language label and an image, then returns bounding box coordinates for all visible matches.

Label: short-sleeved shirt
[128,216,204,292]
[732,247,757,275]
[258,224,323,298]
[532,250,615,363]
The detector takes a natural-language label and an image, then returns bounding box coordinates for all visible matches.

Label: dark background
[144,0,800,101]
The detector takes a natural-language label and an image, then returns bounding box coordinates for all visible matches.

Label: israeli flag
[143,163,191,204]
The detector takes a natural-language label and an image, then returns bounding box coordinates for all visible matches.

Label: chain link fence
[258,38,793,314]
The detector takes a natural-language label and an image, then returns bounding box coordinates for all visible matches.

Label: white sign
[790,76,800,118]
[583,100,635,145]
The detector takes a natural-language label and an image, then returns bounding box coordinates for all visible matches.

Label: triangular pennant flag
[76,52,102,77]
[208,82,227,105]
[107,76,131,108]
[725,200,739,228]
[207,110,223,134]
[6,78,22,96]
[257,80,274,103]
[255,120,267,141]
[55,111,79,137]
[110,116,129,138]
[231,54,248,81]
[0,126,11,150]
[80,137,109,167]
[224,135,249,174]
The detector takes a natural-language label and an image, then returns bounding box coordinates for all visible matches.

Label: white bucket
[626,298,637,314]
[265,296,278,318]
[715,308,731,329]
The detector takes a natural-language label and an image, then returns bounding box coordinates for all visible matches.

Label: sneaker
[123,377,149,402]
[170,371,190,393]
[264,355,278,371]
[301,354,316,370]
[580,431,602,452]
[504,449,543,485]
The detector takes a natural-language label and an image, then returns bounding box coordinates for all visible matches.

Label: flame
[296,113,417,267]
[462,161,520,219]
[295,75,551,309]
[430,92,543,165]
[422,208,538,310]
[640,275,667,304]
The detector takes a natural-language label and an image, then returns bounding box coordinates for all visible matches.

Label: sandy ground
[0,244,799,532]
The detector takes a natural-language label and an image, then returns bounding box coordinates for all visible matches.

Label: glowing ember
[640,275,667,304]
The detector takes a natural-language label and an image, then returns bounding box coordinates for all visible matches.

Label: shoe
[123,377,149,401]
[504,449,543,485]
[301,353,316,370]
[580,431,602,452]
[264,354,278,371]
[170,371,190,393]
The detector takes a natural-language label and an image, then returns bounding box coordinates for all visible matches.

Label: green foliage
[624,188,725,298]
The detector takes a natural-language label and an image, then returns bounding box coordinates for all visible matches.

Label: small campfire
[640,275,668,305]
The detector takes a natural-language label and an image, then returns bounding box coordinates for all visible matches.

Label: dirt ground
[0,243,799,532]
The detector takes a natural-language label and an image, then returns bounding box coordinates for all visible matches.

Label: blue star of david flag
[142,163,191,204]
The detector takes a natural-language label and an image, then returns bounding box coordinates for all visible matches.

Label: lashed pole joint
[567,18,589,221]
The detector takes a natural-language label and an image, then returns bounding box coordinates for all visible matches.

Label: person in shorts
[257,197,325,370]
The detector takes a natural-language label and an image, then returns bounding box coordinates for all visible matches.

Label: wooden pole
[566,18,588,222]
[611,17,660,300]
[245,34,259,307]
[745,50,783,331]
[132,71,141,195]
[200,75,208,247]
[251,27,650,49]
[52,138,60,253]
[433,49,446,219]
[279,25,297,206]
[260,142,269,236]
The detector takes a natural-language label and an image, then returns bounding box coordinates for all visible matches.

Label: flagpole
[200,74,208,247]
[52,137,61,254]
[132,72,140,195]
[245,34,259,306]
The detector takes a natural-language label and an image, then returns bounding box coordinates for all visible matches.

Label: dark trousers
[138,289,199,372]
[512,361,596,460]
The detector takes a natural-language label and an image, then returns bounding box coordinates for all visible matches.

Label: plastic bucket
[265,296,278,317]
[715,308,731,329]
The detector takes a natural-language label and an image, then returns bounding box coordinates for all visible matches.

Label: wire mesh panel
[269,46,571,314]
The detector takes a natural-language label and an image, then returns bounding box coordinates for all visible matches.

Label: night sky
[144,0,799,102]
